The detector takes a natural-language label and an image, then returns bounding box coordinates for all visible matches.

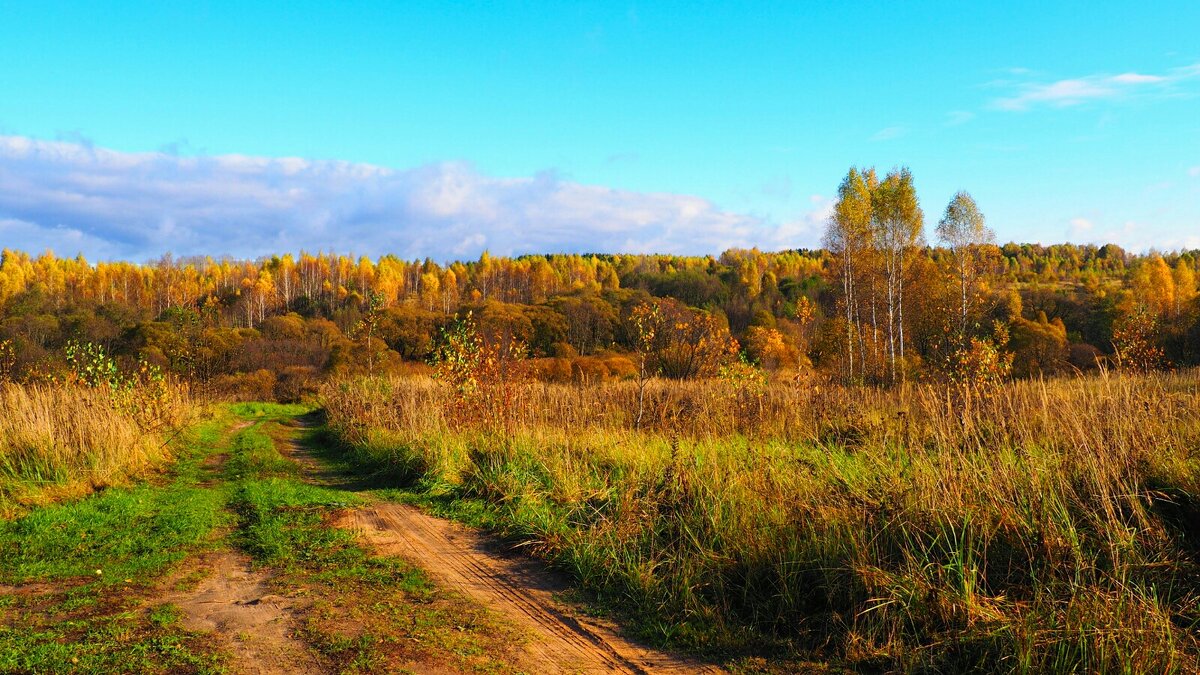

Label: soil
[339,503,721,674]
[163,551,325,675]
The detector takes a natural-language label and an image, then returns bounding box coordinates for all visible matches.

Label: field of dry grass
[0,382,192,514]
[322,371,1200,672]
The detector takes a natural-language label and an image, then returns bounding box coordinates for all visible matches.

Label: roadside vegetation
[322,367,1200,673]
[0,342,191,515]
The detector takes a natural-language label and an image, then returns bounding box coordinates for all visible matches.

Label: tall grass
[0,382,191,513]
[322,372,1200,672]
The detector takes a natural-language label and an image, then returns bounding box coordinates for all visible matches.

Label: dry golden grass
[322,371,1200,672]
[0,382,192,514]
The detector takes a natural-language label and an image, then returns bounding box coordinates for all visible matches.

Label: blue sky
[1,1,1197,261]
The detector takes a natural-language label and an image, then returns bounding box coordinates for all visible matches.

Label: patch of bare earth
[340,503,723,675]
[163,551,326,675]
[0,581,61,597]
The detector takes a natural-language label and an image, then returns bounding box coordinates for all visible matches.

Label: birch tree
[936,191,994,339]
[871,167,923,383]
[823,167,873,382]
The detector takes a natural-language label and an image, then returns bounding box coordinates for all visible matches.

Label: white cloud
[0,135,827,261]
[870,126,908,142]
[1110,73,1165,84]
[1188,166,1200,178]
[944,111,975,126]
[997,79,1113,110]
[993,62,1200,111]
[1068,217,1094,239]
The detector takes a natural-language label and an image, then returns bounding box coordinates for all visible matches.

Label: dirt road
[284,425,722,674]
[343,503,719,674]
[165,551,324,675]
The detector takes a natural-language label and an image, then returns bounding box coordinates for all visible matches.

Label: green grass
[0,605,225,674]
[227,401,313,420]
[0,483,227,586]
[0,412,234,673]
[1,402,528,674]
[224,424,298,480]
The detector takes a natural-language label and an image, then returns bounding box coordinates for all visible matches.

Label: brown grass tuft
[0,382,192,514]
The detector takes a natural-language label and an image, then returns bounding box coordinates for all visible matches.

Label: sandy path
[281,420,722,674]
[165,551,325,675]
[341,503,719,674]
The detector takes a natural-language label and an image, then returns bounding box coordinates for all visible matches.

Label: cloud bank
[0,135,822,262]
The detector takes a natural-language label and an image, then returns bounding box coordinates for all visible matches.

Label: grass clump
[322,371,1200,673]
[231,476,356,567]
[0,381,192,514]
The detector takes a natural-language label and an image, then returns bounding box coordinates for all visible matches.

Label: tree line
[0,167,1195,396]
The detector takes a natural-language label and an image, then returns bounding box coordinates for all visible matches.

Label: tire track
[340,503,721,674]
[281,421,721,674]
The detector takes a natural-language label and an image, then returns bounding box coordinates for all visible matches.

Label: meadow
[321,370,1200,673]
[1,349,1198,671]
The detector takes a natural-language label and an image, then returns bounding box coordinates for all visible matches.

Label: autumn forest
[0,173,1196,395]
